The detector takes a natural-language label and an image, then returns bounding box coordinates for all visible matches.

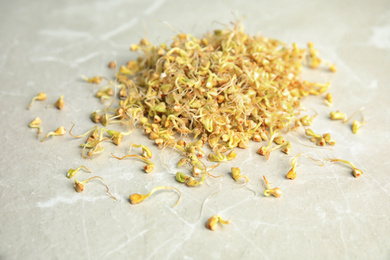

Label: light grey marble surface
[1,0,390,259]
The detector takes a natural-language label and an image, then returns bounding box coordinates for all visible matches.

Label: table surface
[1,0,390,259]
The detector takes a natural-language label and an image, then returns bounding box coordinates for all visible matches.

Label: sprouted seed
[28,92,47,108]
[330,110,347,121]
[54,95,64,110]
[177,158,188,167]
[185,177,199,186]
[326,62,337,72]
[316,137,326,146]
[263,175,282,197]
[322,133,336,145]
[67,166,92,178]
[273,136,285,145]
[75,176,117,201]
[129,186,181,207]
[69,123,98,139]
[192,165,202,176]
[325,92,333,106]
[351,107,366,134]
[282,142,291,155]
[352,120,365,134]
[108,61,117,69]
[252,134,262,142]
[327,158,363,178]
[307,42,322,69]
[305,128,322,139]
[129,143,153,159]
[186,176,204,187]
[206,215,230,231]
[111,153,155,173]
[176,172,189,183]
[81,75,102,84]
[29,117,42,135]
[285,153,322,180]
[286,154,301,180]
[231,167,249,183]
[299,113,318,126]
[41,126,66,142]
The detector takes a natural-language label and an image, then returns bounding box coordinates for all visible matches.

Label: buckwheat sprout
[325,92,333,106]
[206,215,231,231]
[129,186,182,207]
[69,123,99,138]
[325,62,337,72]
[192,165,202,176]
[176,157,188,167]
[330,110,347,121]
[265,141,290,160]
[81,138,109,159]
[74,176,117,201]
[111,153,155,173]
[349,107,366,134]
[323,133,336,145]
[67,166,92,178]
[352,120,366,134]
[28,92,47,108]
[257,127,278,158]
[286,154,301,180]
[285,153,322,180]
[129,143,153,159]
[231,167,249,183]
[104,127,133,145]
[175,172,189,183]
[186,176,202,187]
[282,141,291,154]
[41,126,66,142]
[307,41,322,69]
[263,175,282,197]
[305,128,322,139]
[273,136,285,145]
[81,75,102,84]
[327,158,363,178]
[299,113,318,126]
[54,95,64,109]
[108,61,117,69]
[29,117,42,135]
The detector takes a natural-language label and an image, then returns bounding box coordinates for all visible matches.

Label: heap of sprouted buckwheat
[29,21,366,231]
